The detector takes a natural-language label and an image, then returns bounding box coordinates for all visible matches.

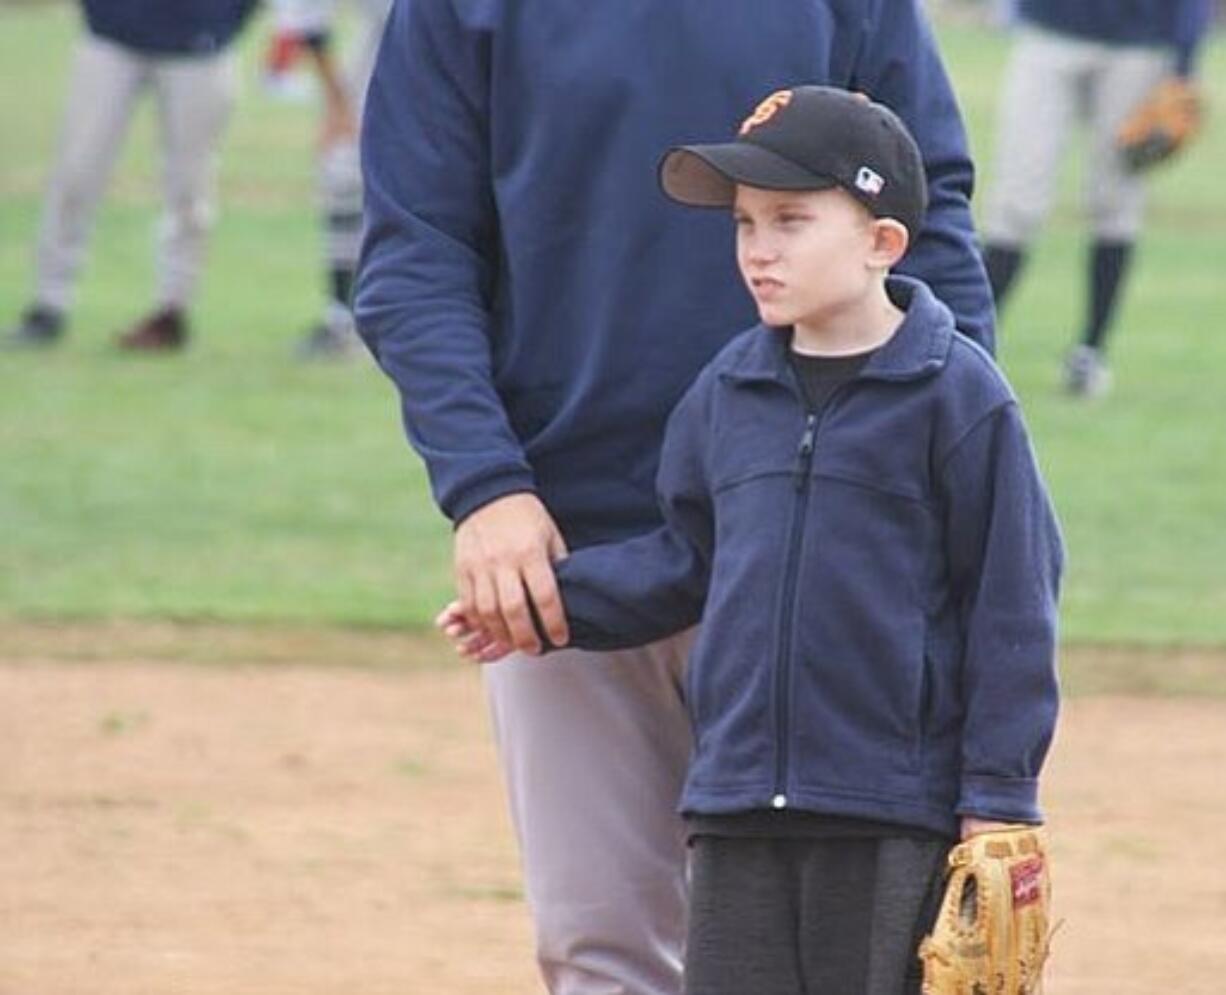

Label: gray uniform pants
[982,25,1172,247]
[32,33,238,312]
[484,631,695,995]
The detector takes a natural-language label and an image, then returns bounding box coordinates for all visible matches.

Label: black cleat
[3,304,66,348]
[116,307,189,352]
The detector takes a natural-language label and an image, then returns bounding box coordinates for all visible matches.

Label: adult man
[5,0,258,351]
[356,2,993,991]
[981,0,1213,396]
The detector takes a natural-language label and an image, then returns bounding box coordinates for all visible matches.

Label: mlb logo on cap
[855,166,885,197]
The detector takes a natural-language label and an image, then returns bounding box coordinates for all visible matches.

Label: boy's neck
[791,283,904,357]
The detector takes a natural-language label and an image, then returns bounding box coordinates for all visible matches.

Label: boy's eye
[777,212,809,225]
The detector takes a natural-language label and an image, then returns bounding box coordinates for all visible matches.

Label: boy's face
[733,185,881,333]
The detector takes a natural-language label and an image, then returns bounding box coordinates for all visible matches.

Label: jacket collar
[720,276,956,387]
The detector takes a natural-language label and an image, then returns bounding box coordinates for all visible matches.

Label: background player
[3,0,258,351]
[269,0,392,359]
[980,0,1213,396]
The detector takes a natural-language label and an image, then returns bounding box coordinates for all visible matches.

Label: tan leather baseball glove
[918,826,1053,995]
[1117,78,1204,173]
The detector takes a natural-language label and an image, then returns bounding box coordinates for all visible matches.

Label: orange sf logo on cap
[739,90,793,135]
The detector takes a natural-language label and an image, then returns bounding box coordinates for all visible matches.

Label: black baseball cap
[659,85,928,241]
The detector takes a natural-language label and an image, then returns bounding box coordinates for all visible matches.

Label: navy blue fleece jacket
[552,278,1063,835]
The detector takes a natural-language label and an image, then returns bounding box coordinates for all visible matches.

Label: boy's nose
[741,233,778,264]
[746,244,780,267]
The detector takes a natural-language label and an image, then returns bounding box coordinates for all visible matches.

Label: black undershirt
[787,344,875,413]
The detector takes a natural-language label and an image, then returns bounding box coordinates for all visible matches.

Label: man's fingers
[455,568,477,618]
[495,566,541,654]
[472,571,513,648]
[522,557,569,647]
[452,493,573,656]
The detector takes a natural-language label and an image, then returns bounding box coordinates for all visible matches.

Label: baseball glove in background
[918,826,1053,995]
[1116,78,1204,173]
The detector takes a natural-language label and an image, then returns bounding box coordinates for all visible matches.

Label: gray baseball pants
[982,25,1172,247]
[484,630,695,995]
[32,33,238,313]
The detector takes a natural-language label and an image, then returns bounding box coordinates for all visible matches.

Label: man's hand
[453,492,570,654]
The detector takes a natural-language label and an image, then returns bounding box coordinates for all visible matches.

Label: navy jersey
[552,279,1062,833]
[82,0,259,55]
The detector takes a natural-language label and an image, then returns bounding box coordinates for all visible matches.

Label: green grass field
[2,5,1224,644]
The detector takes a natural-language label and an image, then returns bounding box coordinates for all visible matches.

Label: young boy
[440,86,1063,995]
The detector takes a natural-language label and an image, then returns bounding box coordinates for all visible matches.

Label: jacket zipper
[770,371,862,806]
[771,409,818,807]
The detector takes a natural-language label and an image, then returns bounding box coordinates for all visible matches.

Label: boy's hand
[921,825,1052,994]
[436,601,515,663]
[960,817,1022,840]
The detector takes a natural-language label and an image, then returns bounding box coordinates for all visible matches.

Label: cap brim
[659,144,837,208]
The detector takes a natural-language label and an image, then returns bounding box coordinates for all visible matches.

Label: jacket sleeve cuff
[957,774,1042,824]
[446,471,538,526]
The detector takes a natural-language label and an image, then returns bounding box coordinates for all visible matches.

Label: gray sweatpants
[484,631,695,995]
[981,25,1172,246]
[32,33,238,312]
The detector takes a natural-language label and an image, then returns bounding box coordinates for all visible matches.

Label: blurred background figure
[260,20,313,101]
[992,0,1018,28]
[269,0,392,360]
[980,0,1213,397]
[3,0,258,352]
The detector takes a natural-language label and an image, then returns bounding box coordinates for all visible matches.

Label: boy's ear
[868,218,910,269]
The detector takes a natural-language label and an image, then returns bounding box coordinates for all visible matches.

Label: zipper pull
[793,413,817,491]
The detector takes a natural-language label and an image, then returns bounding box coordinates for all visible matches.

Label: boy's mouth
[750,276,785,297]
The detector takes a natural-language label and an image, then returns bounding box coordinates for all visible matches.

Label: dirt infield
[3,630,1225,994]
